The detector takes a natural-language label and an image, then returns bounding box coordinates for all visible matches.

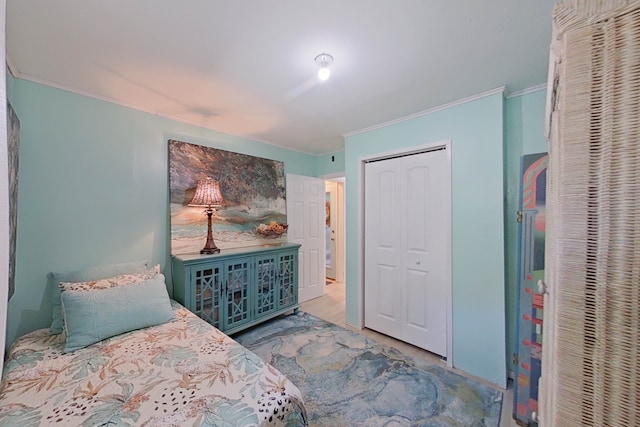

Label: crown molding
[5,53,18,78]
[505,83,547,99]
[9,66,547,155]
[343,86,507,138]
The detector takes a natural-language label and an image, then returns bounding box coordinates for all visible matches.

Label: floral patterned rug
[234,311,503,426]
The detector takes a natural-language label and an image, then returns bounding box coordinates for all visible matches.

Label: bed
[0,262,308,427]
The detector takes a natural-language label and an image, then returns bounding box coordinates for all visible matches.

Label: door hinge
[512,353,519,366]
[516,210,523,223]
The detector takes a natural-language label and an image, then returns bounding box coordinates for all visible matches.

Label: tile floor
[301,280,519,427]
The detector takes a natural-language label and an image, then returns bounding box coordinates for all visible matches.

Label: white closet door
[364,148,450,357]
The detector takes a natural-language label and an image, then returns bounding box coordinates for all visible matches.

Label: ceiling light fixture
[315,53,334,81]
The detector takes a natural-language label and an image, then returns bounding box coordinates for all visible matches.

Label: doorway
[323,178,345,284]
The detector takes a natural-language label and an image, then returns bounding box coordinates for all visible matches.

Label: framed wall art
[168,140,287,255]
[7,102,20,300]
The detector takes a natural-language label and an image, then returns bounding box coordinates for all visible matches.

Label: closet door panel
[365,148,450,357]
[365,160,403,337]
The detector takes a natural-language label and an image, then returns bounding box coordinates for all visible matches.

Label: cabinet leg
[293,308,299,314]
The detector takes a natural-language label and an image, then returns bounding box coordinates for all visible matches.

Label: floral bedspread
[0,301,308,426]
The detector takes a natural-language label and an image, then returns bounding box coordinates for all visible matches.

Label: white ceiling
[6,1,558,155]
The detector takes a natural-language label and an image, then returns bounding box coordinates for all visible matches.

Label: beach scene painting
[168,140,287,255]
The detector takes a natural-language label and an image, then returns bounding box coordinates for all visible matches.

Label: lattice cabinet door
[255,254,278,319]
[278,250,298,310]
[192,264,223,330]
[223,258,252,330]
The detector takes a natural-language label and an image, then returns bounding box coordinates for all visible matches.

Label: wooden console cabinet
[172,243,300,334]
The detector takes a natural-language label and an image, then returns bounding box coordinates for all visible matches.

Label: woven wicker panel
[543,1,640,426]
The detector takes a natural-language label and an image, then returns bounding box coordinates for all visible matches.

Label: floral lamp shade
[188,178,224,207]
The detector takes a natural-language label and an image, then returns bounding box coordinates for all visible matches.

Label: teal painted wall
[6,77,317,346]
[6,71,546,386]
[344,92,507,386]
[503,89,548,375]
[316,150,345,177]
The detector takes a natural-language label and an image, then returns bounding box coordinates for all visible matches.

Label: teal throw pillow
[49,261,149,334]
[61,274,174,352]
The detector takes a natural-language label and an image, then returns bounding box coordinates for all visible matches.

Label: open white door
[286,174,325,302]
